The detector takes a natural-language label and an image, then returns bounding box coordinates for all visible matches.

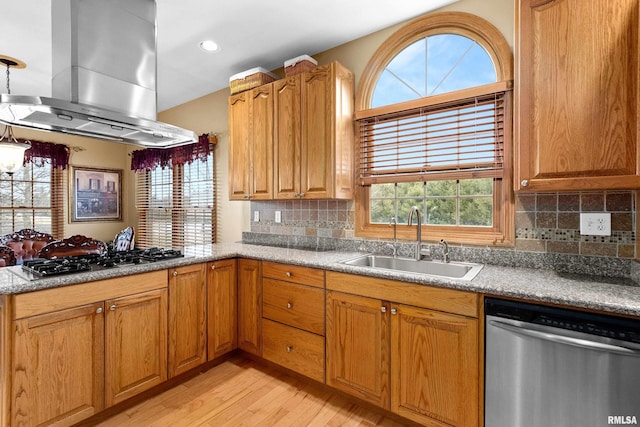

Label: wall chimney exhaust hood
[0,0,197,148]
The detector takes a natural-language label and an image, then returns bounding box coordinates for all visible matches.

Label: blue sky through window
[371,34,496,108]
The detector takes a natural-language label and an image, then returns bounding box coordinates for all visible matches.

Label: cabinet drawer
[262,319,325,383]
[263,278,325,335]
[262,262,325,288]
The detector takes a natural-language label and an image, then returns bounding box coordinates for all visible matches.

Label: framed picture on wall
[70,166,122,222]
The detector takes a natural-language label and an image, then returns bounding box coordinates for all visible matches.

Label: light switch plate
[253,211,260,222]
[580,212,611,236]
[275,211,282,223]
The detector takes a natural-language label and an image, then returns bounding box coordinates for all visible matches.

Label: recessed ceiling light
[199,40,220,52]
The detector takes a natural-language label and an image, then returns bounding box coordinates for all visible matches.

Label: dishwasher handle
[488,319,640,356]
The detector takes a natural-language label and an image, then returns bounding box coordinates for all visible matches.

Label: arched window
[355,12,514,245]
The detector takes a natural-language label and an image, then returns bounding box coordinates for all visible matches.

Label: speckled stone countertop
[1,242,639,318]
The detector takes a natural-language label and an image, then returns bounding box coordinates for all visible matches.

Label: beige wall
[157,0,514,243]
[9,0,512,244]
[11,127,131,242]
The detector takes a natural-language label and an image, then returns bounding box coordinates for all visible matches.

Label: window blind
[135,151,215,249]
[0,164,65,238]
[357,83,509,185]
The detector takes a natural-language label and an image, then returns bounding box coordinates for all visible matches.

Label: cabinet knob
[299,192,305,198]
[109,304,117,311]
[293,192,299,197]
[390,308,397,315]
[521,179,529,187]
[243,195,251,199]
[286,346,293,353]
[172,271,178,277]
[211,265,216,270]
[287,302,293,309]
[381,306,387,313]
[285,271,292,277]
[96,307,103,314]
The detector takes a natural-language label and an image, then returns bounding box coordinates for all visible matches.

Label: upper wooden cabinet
[228,85,274,200]
[275,62,355,199]
[230,61,355,200]
[515,0,640,191]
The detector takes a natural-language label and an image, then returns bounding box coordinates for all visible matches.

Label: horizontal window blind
[135,151,215,249]
[0,164,64,238]
[357,84,508,185]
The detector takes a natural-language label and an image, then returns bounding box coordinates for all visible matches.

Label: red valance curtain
[20,139,71,169]
[130,133,213,172]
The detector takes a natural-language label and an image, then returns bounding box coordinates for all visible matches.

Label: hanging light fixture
[0,56,30,174]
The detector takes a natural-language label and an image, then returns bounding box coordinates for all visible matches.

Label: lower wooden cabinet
[105,288,168,407]
[326,272,480,427]
[12,302,105,427]
[168,264,207,378]
[325,291,390,409]
[237,258,262,355]
[207,259,238,360]
[262,319,325,383]
[391,304,478,427]
[9,271,169,426]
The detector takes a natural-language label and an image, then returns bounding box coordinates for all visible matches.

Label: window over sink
[355,12,514,245]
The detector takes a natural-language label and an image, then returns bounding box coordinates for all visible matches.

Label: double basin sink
[340,254,483,281]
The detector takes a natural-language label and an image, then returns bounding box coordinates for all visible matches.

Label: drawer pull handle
[381,306,387,313]
[285,271,292,277]
[287,302,293,309]
[96,307,103,314]
[109,304,117,311]
[286,346,293,353]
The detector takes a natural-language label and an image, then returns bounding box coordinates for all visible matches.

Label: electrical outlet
[275,211,282,223]
[253,210,260,222]
[580,212,611,236]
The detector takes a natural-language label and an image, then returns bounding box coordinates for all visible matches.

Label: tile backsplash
[250,191,635,260]
[515,191,635,258]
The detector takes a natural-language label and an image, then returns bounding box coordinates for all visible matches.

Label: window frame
[354,11,515,246]
[135,151,216,249]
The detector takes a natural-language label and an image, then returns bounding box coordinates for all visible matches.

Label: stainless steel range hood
[0,0,197,148]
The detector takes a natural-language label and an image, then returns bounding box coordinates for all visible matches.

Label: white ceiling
[2,0,456,112]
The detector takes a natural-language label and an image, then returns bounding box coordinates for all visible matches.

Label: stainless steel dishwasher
[485,297,640,427]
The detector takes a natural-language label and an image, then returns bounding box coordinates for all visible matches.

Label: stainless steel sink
[340,254,483,281]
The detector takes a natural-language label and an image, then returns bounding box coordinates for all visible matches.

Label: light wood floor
[97,356,409,427]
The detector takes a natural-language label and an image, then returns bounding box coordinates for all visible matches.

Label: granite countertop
[1,242,640,318]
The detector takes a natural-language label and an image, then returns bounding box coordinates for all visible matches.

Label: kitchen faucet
[440,239,450,263]
[407,206,429,261]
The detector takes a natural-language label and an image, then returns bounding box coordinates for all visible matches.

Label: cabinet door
[391,304,478,427]
[228,91,251,199]
[237,258,262,355]
[273,75,302,199]
[301,64,333,199]
[12,303,104,427]
[249,84,274,200]
[326,291,390,409]
[207,259,238,360]
[105,288,168,407]
[168,264,207,378]
[516,0,640,191]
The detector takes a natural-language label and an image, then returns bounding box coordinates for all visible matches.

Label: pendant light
[0,56,30,174]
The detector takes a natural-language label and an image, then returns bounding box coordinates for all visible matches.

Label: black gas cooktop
[20,248,184,278]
